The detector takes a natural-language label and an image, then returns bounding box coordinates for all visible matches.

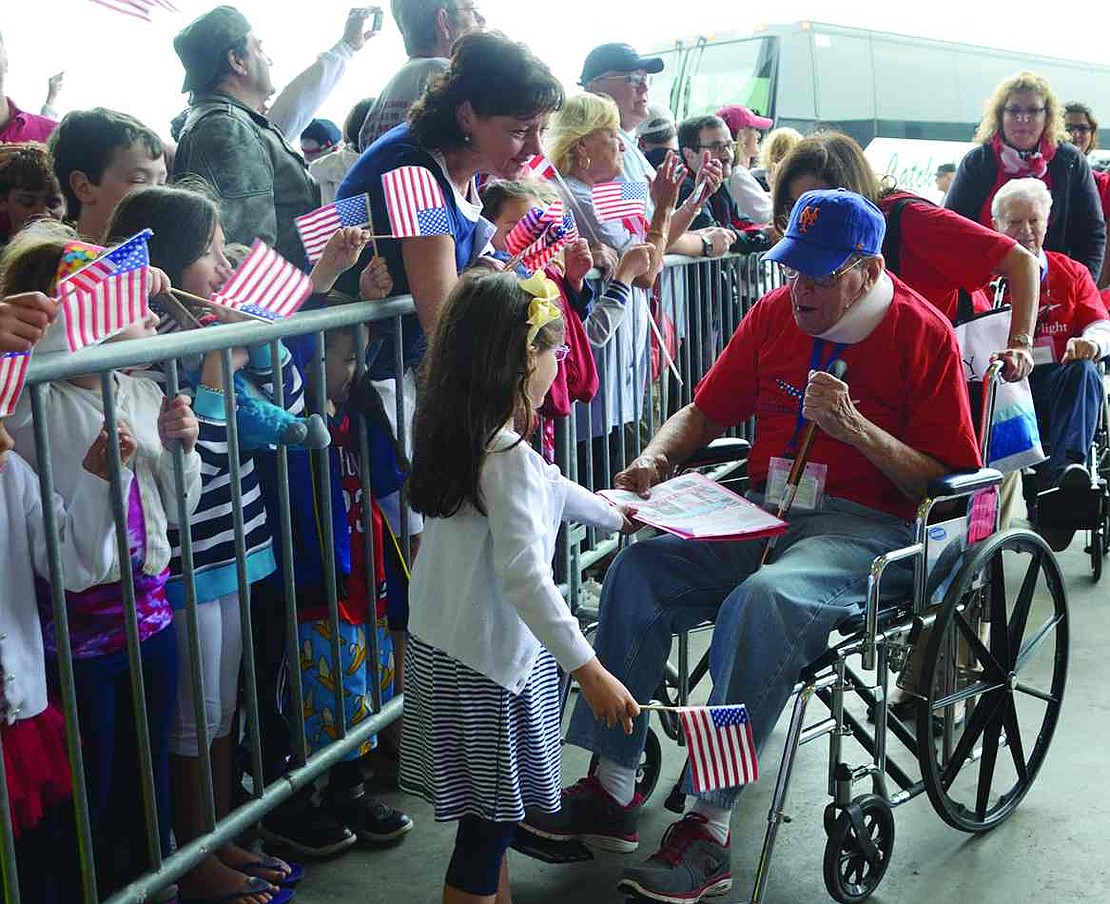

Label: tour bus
[651,22,1110,147]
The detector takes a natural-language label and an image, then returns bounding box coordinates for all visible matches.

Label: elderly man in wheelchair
[990,177,1110,552]
[519,189,1069,904]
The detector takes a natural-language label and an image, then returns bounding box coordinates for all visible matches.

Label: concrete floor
[294,530,1109,904]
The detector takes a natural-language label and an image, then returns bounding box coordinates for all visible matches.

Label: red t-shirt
[693,276,982,521]
[1093,169,1110,224]
[1032,251,1110,361]
[879,193,1015,322]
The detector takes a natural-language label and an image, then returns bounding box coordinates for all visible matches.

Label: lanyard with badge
[764,339,844,511]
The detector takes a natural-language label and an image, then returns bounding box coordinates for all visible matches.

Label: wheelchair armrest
[680,437,751,471]
[926,468,1003,501]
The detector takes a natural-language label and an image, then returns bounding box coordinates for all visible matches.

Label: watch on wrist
[700,234,713,258]
[1010,332,1033,348]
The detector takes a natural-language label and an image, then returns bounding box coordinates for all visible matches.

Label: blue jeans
[1029,360,1104,483]
[565,497,914,809]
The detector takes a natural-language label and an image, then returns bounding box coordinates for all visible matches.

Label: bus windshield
[686,36,776,119]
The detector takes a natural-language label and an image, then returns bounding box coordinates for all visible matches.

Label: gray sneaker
[617,814,732,903]
[518,775,643,853]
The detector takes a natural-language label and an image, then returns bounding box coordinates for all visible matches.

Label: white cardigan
[409,430,624,694]
[0,453,128,724]
[8,373,202,579]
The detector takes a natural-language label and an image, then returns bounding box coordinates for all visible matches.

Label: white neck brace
[815,271,895,344]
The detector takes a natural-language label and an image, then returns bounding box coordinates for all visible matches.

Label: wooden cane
[760,359,849,565]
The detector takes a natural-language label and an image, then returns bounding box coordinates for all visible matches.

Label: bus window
[684,36,775,119]
[651,46,686,118]
[872,38,960,128]
[811,30,875,123]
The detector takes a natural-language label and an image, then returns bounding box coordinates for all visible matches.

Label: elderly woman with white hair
[992,177,1110,545]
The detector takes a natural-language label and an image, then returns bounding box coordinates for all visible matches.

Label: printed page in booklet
[599,472,787,541]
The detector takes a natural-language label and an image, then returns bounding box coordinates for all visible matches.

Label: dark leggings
[445,816,516,896]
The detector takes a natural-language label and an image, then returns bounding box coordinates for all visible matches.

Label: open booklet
[599,472,787,542]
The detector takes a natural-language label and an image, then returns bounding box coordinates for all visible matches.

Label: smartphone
[356,6,384,32]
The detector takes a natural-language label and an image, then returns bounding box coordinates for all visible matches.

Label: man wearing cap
[520,189,980,903]
[717,104,774,225]
[936,162,956,203]
[357,0,486,151]
[581,43,734,259]
[300,118,342,163]
[172,5,321,269]
[635,104,677,169]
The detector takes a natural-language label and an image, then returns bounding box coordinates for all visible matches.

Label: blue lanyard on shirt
[786,339,846,455]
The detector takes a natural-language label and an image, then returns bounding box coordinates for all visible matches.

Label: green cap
[174,6,252,94]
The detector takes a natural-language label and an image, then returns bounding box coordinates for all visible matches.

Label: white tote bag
[953,307,1046,473]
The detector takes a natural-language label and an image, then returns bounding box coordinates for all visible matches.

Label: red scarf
[978,132,1058,226]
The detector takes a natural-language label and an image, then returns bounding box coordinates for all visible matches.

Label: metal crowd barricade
[0,299,411,904]
[0,249,779,904]
[551,250,782,608]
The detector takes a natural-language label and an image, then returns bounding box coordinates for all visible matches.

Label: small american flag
[295,193,372,263]
[521,213,579,273]
[505,200,565,256]
[381,166,451,238]
[0,353,30,418]
[212,240,313,319]
[89,0,177,20]
[522,155,558,181]
[678,705,758,793]
[57,230,152,352]
[592,181,648,224]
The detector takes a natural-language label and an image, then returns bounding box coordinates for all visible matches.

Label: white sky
[3,0,1109,142]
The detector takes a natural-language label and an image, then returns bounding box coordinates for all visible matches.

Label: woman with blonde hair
[755,126,803,191]
[945,70,1105,278]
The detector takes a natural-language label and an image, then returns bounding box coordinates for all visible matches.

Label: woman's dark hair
[344,97,375,147]
[408,31,564,151]
[1065,101,1100,152]
[771,131,882,234]
[409,268,564,517]
[0,142,62,197]
[104,181,220,286]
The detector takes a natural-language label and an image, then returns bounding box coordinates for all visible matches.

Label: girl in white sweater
[0,292,136,903]
[403,269,640,904]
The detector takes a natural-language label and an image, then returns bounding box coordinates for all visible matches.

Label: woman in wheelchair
[518,190,983,904]
[991,178,1110,550]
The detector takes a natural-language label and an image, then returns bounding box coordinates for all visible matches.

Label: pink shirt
[0,98,56,144]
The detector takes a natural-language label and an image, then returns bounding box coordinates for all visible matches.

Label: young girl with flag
[0,292,139,904]
[403,268,640,904]
[0,224,202,897]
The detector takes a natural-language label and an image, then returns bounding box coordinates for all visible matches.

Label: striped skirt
[399,635,563,823]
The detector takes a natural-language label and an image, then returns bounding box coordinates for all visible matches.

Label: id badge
[765,457,828,511]
[1032,337,1055,366]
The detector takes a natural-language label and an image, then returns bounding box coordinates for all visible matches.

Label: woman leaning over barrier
[945,71,1105,280]
[771,130,1040,383]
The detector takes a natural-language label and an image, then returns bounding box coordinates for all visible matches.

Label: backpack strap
[880,196,922,278]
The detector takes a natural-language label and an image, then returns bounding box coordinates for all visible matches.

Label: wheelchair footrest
[1035,479,1106,530]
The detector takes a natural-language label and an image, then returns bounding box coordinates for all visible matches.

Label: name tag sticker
[765,457,828,511]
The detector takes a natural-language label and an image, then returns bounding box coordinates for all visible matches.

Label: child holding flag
[0,224,202,896]
[403,268,639,903]
[0,291,138,904]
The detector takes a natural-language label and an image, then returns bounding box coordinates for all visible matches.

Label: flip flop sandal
[179,875,296,904]
[239,856,304,887]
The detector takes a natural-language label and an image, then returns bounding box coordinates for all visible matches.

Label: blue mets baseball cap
[764,188,886,278]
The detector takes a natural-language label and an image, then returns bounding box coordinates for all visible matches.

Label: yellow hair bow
[520,273,562,343]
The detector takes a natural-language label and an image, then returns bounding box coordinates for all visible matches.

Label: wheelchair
[1022,358,1110,580]
[566,361,1070,904]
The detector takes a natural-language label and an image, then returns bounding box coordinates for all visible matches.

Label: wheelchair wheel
[916,529,1068,834]
[652,680,682,741]
[587,726,662,803]
[1091,529,1103,582]
[821,795,895,904]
